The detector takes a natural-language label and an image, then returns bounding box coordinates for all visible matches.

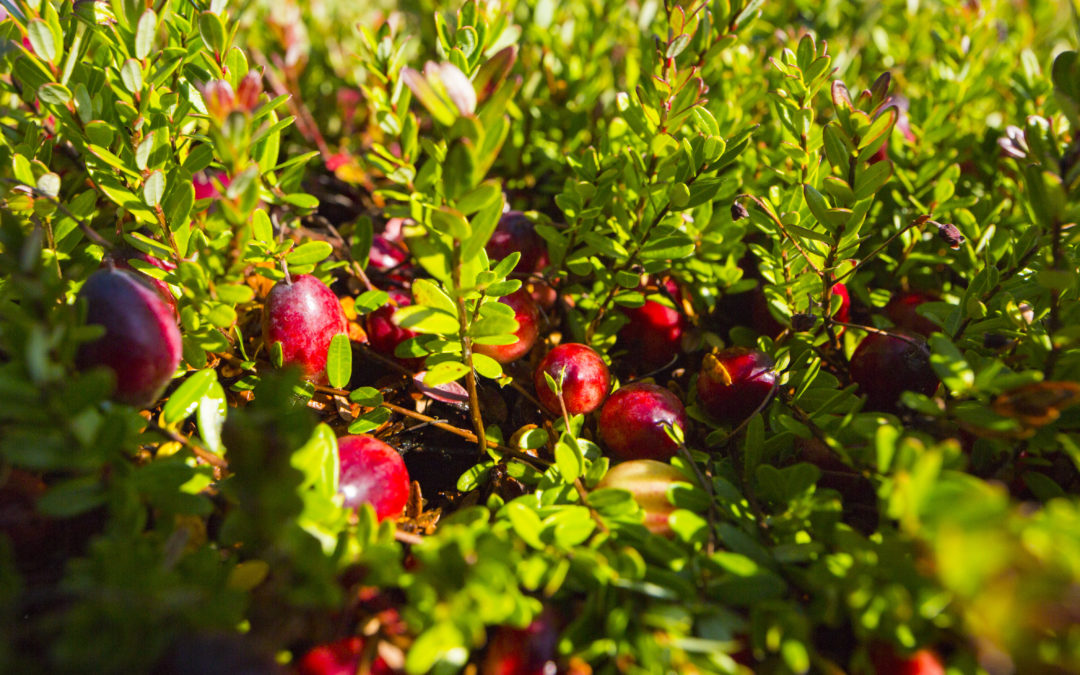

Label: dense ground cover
[2,0,1080,672]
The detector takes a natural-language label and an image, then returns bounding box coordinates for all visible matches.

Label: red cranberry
[481,607,562,675]
[870,644,945,675]
[596,460,687,537]
[831,282,851,325]
[598,383,688,461]
[338,435,410,522]
[474,289,540,365]
[533,343,610,416]
[696,348,777,424]
[368,218,410,272]
[102,247,178,315]
[849,333,938,411]
[262,274,348,382]
[618,299,687,370]
[486,211,549,277]
[192,171,230,201]
[296,637,397,675]
[885,291,939,337]
[365,290,421,367]
[76,267,183,408]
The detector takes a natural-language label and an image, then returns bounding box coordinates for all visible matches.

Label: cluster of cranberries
[65,208,948,673]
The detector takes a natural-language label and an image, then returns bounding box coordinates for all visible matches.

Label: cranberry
[262,274,348,382]
[598,383,688,461]
[831,282,851,325]
[696,348,777,424]
[76,267,183,408]
[885,291,940,337]
[481,607,562,675]
[338,435,410,522]
[849,332,938,411]
[596,459,687,537]
[869,644,945,675]
[192,171,230,201]
[618,298,687,370]
[296,637,397,675]
[486,211,549,277]
[102,246,178,315]
[474,289,540,365]
[533,343,610,416]
[365,289,421,368]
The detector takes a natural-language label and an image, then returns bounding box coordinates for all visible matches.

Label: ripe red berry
[262,275,347,382]
[296,636,397,675]
[618,297,687,370]
[474,289,540,365]
[849,332,938,411]
[596,459,688,537]
[486,211,549,277]
[831,282,851,325]
[696,348,777,424]
[534,343,611,416]
[599,383,688,461]
[870,644,945,675]
[481,607,562,675]
[365,289,421,368]
[102,246,178,315]
[76,267,183,408]
[885,291,940,337]
[338,435,410,522]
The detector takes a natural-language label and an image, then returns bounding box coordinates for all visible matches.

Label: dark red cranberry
[482,607,562,675]
[596,459,687,537]
[618,297,687,370]
[598,383,688,461]
[869,644,945,675]
[696,348,777,424]
[76,267,183,408]
[533,343,610,416]
[885,291,940,337]
[338,435,410,522]
[474,289,540,365]
[849,333,938,411]
[486,211,549,277]
[365,290,421,368]
[296,637,397,675]
[103,247,177,314]
[262,274,348,382]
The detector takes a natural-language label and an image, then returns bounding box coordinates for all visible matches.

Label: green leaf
[135,9,157,60]
[120,58,143,94]
[198,11,226,54]
[349,387,383,407]
[143,170,165,207]
[405,623,468,675]
[285,241,333,266]
[252,209,273,244]
[162,369,217,426]
[412,278,458,317]
[929,334,973,394]
[197,381,227,455]
[853,160,893,201]
[506,501,545,549]
[326,334,352,389]
[639,234,695,260]
[37,83,71,105]
[27,19,57,64]
[422,360,470,386]
[555,434,584,481]
[471,352,503,379]
[394,305,460,335]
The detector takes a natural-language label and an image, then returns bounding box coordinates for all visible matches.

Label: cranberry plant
[2,0,1080,673]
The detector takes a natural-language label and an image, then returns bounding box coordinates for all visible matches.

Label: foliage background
[1,0,1079,673]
